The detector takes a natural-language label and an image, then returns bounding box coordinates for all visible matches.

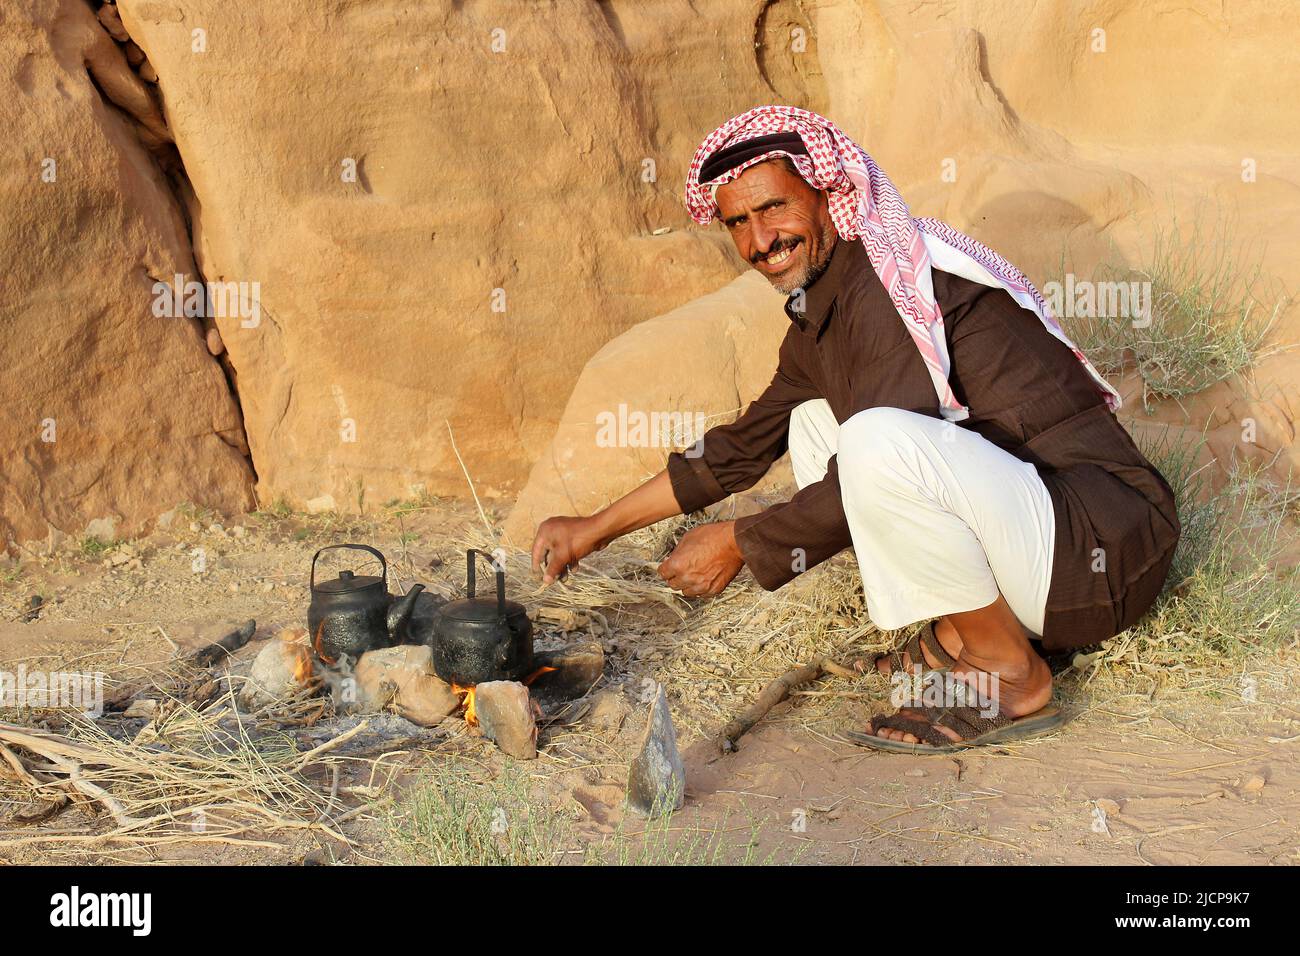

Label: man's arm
[531,470,681,585]
[531,333,818,592]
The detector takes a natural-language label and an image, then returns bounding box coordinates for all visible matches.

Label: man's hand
[531,515,606,586]
[658,521,745,598]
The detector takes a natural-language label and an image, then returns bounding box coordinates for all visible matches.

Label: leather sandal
[844,700,1067,754]
[874,620,957,677]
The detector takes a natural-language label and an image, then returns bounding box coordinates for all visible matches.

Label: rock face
[109,0,768,514]
[5,0,1298,544]
[1,0,254,549]
[502,272,788,542]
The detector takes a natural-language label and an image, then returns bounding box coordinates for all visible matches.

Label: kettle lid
[314,568,384,594]
[440,596,526,623]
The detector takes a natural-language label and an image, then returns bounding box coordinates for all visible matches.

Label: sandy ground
[0,499,1295,865]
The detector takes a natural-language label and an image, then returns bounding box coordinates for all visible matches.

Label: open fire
[451,665,556,728]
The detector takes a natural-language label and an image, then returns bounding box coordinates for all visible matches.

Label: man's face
[715,159,838,295]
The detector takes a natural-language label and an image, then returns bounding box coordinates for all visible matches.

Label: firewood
[191,619,257,667]
[715,656,848,753]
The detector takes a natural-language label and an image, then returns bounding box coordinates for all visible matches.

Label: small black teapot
[429,549,533,686]
[308,544,424,665]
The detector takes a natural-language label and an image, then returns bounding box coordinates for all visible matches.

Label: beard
[763,221,839,295]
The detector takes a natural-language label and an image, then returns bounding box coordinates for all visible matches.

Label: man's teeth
[766,246,793,266]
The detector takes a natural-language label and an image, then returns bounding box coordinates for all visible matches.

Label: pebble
[1240,774,1266,794]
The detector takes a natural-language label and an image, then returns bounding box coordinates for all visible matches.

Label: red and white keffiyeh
[684,106,1122,421]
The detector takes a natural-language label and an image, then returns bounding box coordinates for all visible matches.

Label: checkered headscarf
[685,106,1121,421]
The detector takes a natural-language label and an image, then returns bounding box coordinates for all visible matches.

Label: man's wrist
[721,519,744,563]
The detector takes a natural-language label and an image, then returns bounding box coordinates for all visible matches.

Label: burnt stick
[191,619,257,667]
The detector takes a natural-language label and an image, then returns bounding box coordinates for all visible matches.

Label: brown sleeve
[666,331,854,590]
[731,457,853,590]
[666,332,818,513]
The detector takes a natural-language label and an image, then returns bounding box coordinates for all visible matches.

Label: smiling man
[531,107,1180,752]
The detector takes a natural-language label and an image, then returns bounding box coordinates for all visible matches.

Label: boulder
[353,644,459,727]
[502,272,788,543]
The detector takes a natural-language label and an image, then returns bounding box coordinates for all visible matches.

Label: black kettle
[429,549,533,686]
[308,544,424,665]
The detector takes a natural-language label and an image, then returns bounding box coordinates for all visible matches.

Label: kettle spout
[386,583,425,643]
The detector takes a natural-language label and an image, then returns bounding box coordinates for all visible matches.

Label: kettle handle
[311,544,387,591]
[465,549,507,618]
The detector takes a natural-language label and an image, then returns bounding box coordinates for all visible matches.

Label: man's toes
[876,653,918,677]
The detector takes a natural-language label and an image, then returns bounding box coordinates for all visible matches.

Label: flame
[293,648,314,685]
[522,665,557,686]
[451,683,478,727]
[451,667,556,728]
[313,621,337,667]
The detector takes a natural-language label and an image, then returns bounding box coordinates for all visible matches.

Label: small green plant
[383,763,573,866]
[1057,210,1286,410]
[590,802,783,865]
[265,496,293,519]
[78,536,115,558]
[1110,428,1300,668]
[175,501,218,525]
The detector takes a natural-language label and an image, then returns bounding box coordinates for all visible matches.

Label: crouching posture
[532,107,1180,752]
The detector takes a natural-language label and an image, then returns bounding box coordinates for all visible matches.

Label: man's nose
[751,221,779,258]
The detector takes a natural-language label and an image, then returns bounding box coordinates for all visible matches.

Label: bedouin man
[531,107,1180,753]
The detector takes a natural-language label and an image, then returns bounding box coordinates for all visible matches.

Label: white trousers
[790,401,1055,636]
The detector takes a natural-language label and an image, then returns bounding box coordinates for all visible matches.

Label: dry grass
[458,513,895,740]
[1057,428,1300,727]
[0,684,360,859]
[380,757,780,865]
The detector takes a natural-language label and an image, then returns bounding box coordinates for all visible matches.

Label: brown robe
[667,237,1180,653]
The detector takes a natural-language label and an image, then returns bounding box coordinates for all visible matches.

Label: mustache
[752,236,801,264]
